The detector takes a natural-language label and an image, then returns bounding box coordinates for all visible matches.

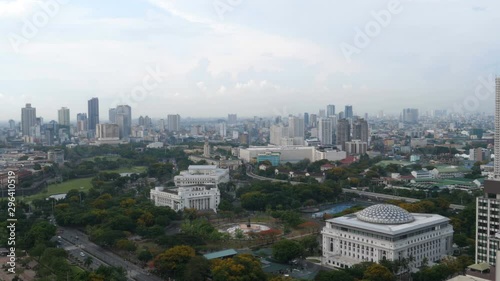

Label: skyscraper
[304,113,309,127]
[318,118,333,145]
[76,113,87,133]
[288,116,305,145]
[58,107,70,126]
[495,78,500,178]
[352,118,369,143]
[109,108,117,123]
[144,116,152,128]
[21,103,36,136]
[476,77,500,265]
[167,114,181,132]
[402,108,419,123]
[219,122,227,138]
[8,120,15,130]
[336,118,351,150]
[228,114,237,124]
[327,104,336,117]
[88,97,99,132]
[115,105,132,139]
[345,105,353,119]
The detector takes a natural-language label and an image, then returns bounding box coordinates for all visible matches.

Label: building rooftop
[188,165,217,170]
[356,204,415,225]
[328,204,450,236]
[203,249,238,260]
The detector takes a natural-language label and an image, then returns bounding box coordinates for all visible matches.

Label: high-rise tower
[327,105,336,117]
[88,97,99,132]
[318,118,333,145]
[21,103,36,137]
[115,105,132,139]
[476,77,500,265]
[345,105,353,119]
[336,118,351,150]
[58,107,70,126]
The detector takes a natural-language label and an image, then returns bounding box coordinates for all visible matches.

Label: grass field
[83,155,123,162]
[378,160,413,167]
[107,166,147,174]
[19,166,147,202]
[21,177,94,202]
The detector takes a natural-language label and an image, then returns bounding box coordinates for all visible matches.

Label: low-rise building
[239,146,346,164]
[150,185,220,212]
[257,152,280,166]
[47,149,64,165]
[174,165,229,186]
[411,170,434,179]
[345,140,368,155]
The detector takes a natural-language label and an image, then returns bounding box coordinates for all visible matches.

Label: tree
[240,191,267,211]
[299,235,319,255]
[364,263,395,281]
[25,220,57,249]
[91,266,127,281]
[315,270,354,281]
[115,239,137,252]
[84,256,94,267]
[153,245,195,278]
[211,254,267,281]
[138,249,153,262]
[272,239,304,263]
[183,256,211,281]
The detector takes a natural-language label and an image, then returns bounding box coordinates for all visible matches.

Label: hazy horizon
[1,0,499,121]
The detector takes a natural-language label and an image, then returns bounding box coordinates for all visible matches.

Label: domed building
[321,204,453,271]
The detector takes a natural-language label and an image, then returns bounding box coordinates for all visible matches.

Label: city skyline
[2,99,494,124]
[0,1,499,120]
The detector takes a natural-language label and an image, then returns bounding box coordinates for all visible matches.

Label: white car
[80,252,85,257]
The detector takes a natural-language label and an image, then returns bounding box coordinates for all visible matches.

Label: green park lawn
[21,177,94,202]
[107,166,147,174]
[19,166,147,202]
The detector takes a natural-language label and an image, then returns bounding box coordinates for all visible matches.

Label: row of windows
[335,225,447,243]
[478,229,498,235]
[478,202,500,209]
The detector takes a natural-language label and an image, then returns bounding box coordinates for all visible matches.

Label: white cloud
[196,81,207,92]
[0,0,39,18]
[217,85,226,94]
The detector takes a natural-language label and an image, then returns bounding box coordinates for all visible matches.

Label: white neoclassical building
[174,165,230,186]
[150,185,220,212]
[322,204,453,271]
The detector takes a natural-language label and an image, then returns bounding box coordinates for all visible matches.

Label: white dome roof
[356,204,415,224]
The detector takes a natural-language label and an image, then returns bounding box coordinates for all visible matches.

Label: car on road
[80,252,85,257]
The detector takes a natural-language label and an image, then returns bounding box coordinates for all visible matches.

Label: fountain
[224,217,271,237]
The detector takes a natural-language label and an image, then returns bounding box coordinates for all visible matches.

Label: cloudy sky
[0,0,499,121]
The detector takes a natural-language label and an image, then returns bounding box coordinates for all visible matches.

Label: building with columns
[174,165,229,186]
[322,204,453,271]
[150,185,220,212]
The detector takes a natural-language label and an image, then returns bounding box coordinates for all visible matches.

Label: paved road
[342,189,465,210]
[59,227,163,281]
[245,164,466,210]
[58,237,106,270]
[246,165,302,185]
